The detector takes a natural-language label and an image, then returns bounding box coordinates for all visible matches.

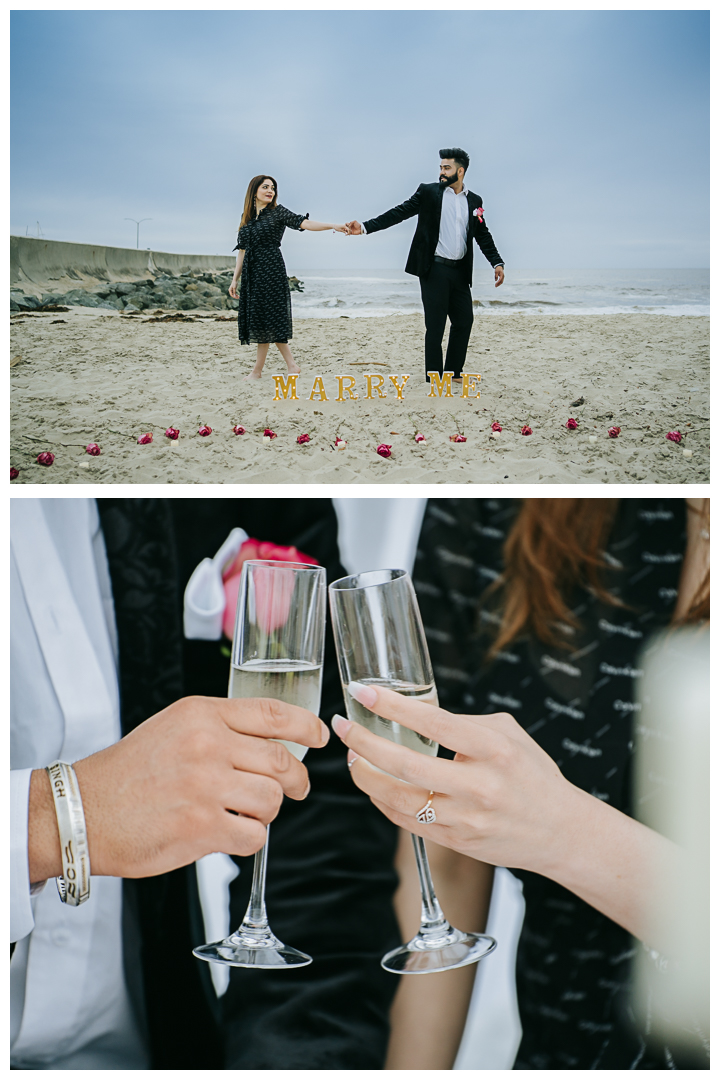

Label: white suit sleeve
[11,768,38,943]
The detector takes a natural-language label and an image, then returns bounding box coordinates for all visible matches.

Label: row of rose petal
[10,425,692,477]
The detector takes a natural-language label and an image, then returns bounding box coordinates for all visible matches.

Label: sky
[10,10,709,271]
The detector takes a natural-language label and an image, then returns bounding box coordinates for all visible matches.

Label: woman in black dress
[229,175,348,379]
[330,498,710,1070]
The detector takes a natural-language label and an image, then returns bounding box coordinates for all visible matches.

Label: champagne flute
[329,568,497,974]
[194,559,326,968]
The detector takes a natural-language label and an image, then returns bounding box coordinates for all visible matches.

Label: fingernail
[303,779,311,798]
[319,721,330,746]
[331,713,352,739]
[347,681,377,708]
[347,750,358,769]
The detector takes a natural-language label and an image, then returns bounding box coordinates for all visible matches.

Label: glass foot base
[381,929,496,974]
[193,928,312,969]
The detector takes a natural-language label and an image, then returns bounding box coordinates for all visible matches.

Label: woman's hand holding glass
[332,682,682,947]
[332,683,587,876]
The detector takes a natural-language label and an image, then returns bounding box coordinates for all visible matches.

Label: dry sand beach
[10,308,708,484]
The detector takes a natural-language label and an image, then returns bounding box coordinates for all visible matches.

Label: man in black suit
[347,148,504,381]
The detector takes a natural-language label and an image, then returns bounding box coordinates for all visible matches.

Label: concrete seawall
[11,235,235,295]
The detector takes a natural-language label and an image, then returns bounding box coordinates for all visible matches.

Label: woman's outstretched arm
[386,831,493,1069]
[300,219,348,233]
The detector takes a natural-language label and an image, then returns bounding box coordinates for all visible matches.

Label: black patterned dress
[413,498,708,1070]
[234,204,308,345]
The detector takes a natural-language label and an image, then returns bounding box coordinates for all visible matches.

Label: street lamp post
[125,217,152,249]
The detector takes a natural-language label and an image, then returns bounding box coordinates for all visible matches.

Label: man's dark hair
[439,147,469,173]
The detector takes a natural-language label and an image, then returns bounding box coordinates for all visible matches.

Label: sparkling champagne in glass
[194,560,326,968]
[329,568,497,974]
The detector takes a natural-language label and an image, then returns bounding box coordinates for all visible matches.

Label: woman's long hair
[239,175,278,229]
[486,499,709,657]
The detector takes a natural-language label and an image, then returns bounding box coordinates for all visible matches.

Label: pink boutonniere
[221,538,319,639]
[473,206,485,223]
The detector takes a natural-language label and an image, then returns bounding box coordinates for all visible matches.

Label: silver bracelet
[45,761,91,906]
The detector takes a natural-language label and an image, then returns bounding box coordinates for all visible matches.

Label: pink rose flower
[10,467,19,480]
[666,430,682,444]
[473,207,485,222]
[608,426,621,438]
[221,539,319,639]
[165,427,180,440]
[37,451,55,466]
[86,443,101,456]
[198,425,212,437]
[233,425,246,435]
[414,433,426,443]
[264,428,277,439]
[566,418,578,430]
[521,425,533,436]
[491,421,502,433]
[334,437,347,449]
[137,432,153,445]
[376,444,392,458]
[450,434,467,443]
[297,433,310,444]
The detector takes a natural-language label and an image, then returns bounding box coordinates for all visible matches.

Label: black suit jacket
[97,499,400,1070]
[364,181,503,285]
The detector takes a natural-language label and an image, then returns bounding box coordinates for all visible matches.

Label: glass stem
[241,824,270,932]
[411,833,451,937]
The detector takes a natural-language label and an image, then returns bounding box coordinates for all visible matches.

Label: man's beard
[440,170,459,186]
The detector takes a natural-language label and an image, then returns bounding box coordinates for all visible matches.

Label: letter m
[272,374,299,401]
[427,372,453,398]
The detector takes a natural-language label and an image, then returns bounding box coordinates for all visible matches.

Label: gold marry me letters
[271,372,481,402]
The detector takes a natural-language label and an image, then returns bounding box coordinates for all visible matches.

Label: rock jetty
[10,271,304,312]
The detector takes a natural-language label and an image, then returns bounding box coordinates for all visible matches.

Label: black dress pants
[419,259,474,379]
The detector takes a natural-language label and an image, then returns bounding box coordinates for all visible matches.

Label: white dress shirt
[434,184,470,260]
[10,499,148,1070]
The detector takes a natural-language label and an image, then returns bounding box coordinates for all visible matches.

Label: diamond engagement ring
[416,791,436,824]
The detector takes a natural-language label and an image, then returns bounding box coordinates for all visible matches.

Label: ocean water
[289,268,708,318]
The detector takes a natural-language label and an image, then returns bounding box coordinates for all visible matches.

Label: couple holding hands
[229,147,505,380]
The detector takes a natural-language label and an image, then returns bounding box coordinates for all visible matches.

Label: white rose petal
[682,448,693,458]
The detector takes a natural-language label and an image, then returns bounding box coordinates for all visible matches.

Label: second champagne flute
[329,567,497,974]
[193,559,326,968]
